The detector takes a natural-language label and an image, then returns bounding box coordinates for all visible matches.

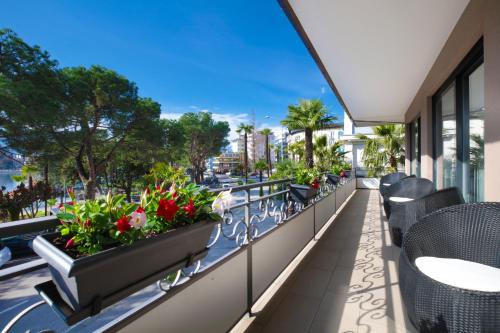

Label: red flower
[146,187,151,194]
[340,170,346,177]
[156,199,179,221]
[67,201,74,206]
[116,215,131,232]
[155,185,167,194]
[135,206,145,213]
[183,198,196,218]
[312,178,320,189]
[65,238,75,249]
[84,219,91,227]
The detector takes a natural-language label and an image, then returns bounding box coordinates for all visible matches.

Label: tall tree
[179,112,230,184]
[259,128,273,176]
[281,99,335,168]
[106,99,163,201]
[357,124,405,176]
[237,123,254,182]
[0,30,157,199]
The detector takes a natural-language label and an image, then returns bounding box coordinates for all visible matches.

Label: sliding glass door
[466,63,484,202]
[433,40,484,202]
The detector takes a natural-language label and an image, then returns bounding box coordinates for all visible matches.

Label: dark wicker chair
[399,203,500,332]
[379,172,407,197]
[382,176,432,218]
[389,187,464,247]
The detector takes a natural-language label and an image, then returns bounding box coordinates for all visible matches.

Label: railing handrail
[0,215,59,239]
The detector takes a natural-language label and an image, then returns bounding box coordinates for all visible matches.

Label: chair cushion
[389,196,413,203]
[415,256,500,292]
[382,183,391,187]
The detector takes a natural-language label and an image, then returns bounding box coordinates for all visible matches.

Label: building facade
[237,131,276,166]
[281,0,500,202]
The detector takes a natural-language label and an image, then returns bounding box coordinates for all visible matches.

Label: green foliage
[254,160,267,172]
[270,160,300,180]
[281,99,336,167]
[145,163,189,186]
[0,29,162,199]
[237,123,254,180]
[313,136,349,172]
[357,124,405,177]
[287,140,305,160]
[0,182,49,221]
[294,166,321,186]
[179,113,230,183]
[57,183,219,256]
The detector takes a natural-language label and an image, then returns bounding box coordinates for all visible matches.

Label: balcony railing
[0,176,356,332]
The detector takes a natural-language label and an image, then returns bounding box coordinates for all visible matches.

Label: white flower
[212,190,233,217]
[130,209,147,229]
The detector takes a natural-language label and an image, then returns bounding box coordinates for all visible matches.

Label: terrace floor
[243,189,418,333]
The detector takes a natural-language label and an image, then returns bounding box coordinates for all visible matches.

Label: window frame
[432,38,484,198]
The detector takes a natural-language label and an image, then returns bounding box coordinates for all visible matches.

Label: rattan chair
[379,172,407,197]
[399,203,500,332]
[382,176,432,218]
[389,187,464,247]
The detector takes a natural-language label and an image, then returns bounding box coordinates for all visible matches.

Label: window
[433,39,484,202]
[409,117,421,177]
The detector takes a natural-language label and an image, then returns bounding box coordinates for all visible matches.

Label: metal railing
[0,175,357,332]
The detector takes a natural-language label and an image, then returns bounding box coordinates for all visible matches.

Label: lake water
[0,170,21,191]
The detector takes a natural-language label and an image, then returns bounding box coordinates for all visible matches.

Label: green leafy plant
[357,124,405,177]
[294,166,321,188]
[281,99,336,168]
[56,183,220,256]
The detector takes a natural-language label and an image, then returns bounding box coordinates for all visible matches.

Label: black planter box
[326,174,340,186]
[33,220,216,312]
[289,184,318,205]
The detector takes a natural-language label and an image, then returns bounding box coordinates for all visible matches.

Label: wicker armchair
[382,176,432,218]
[399,203,500,332]
[389,187,464,247]
[379,172,407,197]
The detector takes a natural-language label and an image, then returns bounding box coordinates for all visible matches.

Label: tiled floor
[245,190,418,333]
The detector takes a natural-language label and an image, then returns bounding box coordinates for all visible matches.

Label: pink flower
[183,199,196,218]
[130,207,147,229]
[65,238,75,249]
[116,215,131,233]
[156,199,179,221]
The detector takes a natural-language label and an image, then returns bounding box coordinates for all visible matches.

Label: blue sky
[1,0,343,148]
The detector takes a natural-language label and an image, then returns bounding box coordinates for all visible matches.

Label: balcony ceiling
[282,0,470,124]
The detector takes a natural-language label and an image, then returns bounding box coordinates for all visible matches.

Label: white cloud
[212,113,250,151]
[160,112,183,120]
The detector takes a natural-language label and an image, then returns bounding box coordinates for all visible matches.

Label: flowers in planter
[211,190,233,216]
[331,161,352,177]
[56,183,220,256]
[294,166,321,188]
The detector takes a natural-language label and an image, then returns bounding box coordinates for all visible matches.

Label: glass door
[466,63,484,202]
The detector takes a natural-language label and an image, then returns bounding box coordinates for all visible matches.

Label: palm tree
[259,128,273,176]
[287,140,305,161]
[357,124,405,177]
[236,123,254,182]
[281,99,335,168]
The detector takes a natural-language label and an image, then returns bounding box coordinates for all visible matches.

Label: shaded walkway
[245,190,417,333]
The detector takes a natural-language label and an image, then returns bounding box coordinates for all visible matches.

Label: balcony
[0,178,420,333]
[238,189,417,333]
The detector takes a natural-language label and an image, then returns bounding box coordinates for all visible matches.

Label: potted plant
[288,167,321,205]
[328,161,352,182]
[33,183,223,312]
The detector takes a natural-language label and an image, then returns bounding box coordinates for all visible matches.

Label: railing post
[244,188,253,316]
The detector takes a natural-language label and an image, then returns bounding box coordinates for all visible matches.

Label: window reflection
[441,84,456,188]
[468,64,484,202]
